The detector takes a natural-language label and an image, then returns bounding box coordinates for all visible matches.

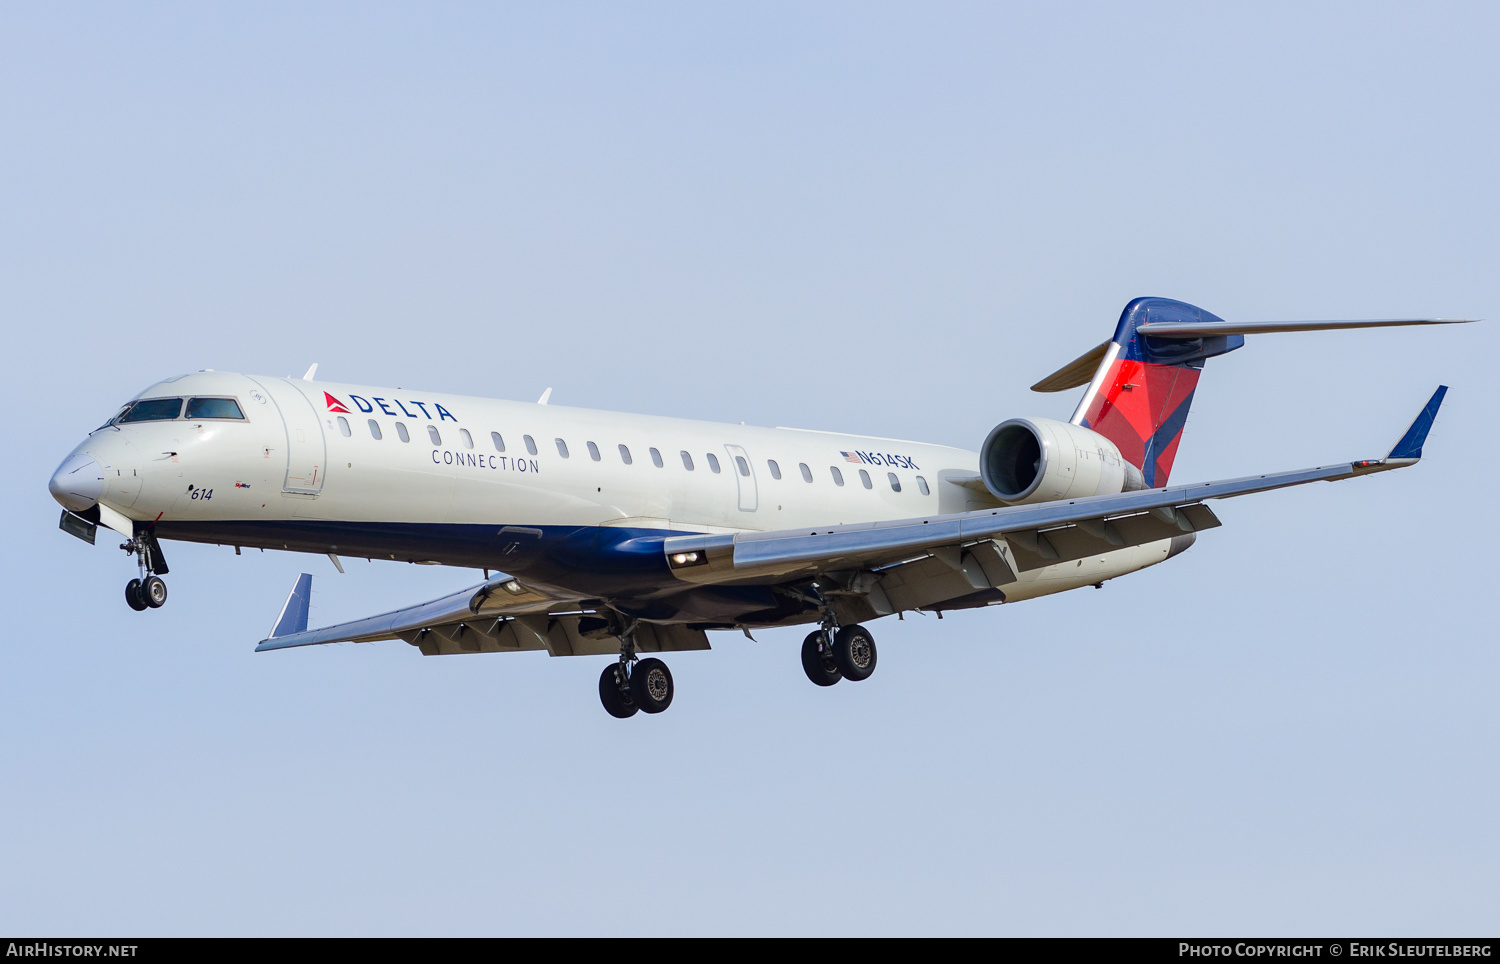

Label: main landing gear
[801,622,877,687]
[121,531,169,612]
[598,621,675,719]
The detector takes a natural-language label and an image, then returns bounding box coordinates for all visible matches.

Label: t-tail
[1031,297,1472,488]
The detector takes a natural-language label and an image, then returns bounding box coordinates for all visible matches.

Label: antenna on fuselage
[301,363,319,381]
[537,387,552,405]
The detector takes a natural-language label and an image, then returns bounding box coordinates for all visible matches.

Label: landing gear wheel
[142,575,168,609]
[125,578,148,611]
[801,631,842,687]
[631,658,674,714]
[834,624,876,681]
[599,663,638,718]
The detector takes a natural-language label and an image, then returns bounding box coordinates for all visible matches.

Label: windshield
[95,405,130,431]
[118,398,184,423]
[185,397,244,419]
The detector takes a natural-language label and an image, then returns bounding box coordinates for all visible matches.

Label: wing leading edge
[255,571,593,652]
[255,570,709,657]
[661,386,1449,584]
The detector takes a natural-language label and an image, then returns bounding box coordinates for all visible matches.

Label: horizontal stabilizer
[1135,318,1475,338]
[270,573,313,639]
[1030,340,1110,393]
[1387,386,1447,460]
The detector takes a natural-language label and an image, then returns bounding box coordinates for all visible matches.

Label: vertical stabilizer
[1069,298,1243,487]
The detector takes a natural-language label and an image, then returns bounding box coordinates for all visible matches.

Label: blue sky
[2,2,1496,935]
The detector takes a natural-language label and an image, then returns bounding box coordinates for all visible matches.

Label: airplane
[48,297,1466,718]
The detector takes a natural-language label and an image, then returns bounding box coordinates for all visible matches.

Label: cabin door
[248,377,327,496]
[723,444,757,512]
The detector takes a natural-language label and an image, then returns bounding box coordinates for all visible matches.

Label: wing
[659,387,1449,603]
[255,387,1445,651]
[254,570,709,657]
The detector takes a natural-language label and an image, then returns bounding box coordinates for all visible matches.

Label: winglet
[1387,385,1448,460]
[269,573,313,639]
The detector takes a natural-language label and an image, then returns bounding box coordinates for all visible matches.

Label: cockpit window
[119,398,184,422]
[96,405,130,431]
[185,397,245,420]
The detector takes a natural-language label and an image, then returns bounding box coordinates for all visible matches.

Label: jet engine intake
[980,417,1143,505]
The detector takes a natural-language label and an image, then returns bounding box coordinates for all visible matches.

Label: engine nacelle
[979,417,1143,505]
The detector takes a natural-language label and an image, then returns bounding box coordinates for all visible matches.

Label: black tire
[631,657,674,714]
[599,663,638,719]
[834,624,877,681]
[142,575,168,609]
[125,578,148,611]
[801,631,842,687]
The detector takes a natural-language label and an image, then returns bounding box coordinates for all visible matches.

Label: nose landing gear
[121,530,169,612]
[124,575,166,610]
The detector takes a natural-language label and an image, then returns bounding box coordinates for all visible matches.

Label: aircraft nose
[49,453,105,512]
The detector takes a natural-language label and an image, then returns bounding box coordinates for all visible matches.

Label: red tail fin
[1069,299,1241,487]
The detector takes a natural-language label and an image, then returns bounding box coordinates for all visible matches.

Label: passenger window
[680,451,694,471]
[491,432,505,452]
[619,444,633,465]
[396,422,410,443]
[337,416,351,437]
[887,472,901,492]
[799,462,813,483]
[368,420,382,440]
[185,397,244,419]
[460,428,474,449]
[916,475,930,495]
[767,460,781,480]
[524,435,538,455]
[556,438,569,458]
[650,447,664,468]
[830,466,845,486]
[427,425,442,445]
[119,398,183,422]
[735,456,750,477]
[859,469,872,489]
[707,453,721,474]
[587,441,601,461]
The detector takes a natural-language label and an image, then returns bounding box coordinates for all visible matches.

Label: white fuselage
[54,370,1181,617]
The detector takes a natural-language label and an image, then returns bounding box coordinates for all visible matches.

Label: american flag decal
[841,451,864,464]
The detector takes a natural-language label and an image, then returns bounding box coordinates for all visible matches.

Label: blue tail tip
[270,573,313,638]
[1387,385,1447,460]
